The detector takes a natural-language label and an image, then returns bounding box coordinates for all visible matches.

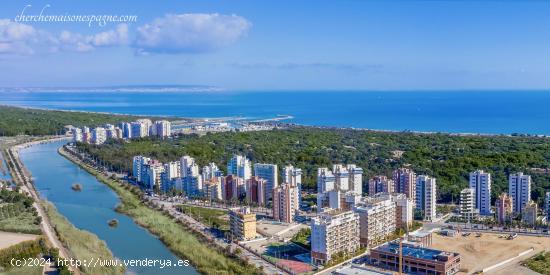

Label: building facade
[229,207,256,241]
[368,176,395,195]
[311,210,360,265]
[227,155,252,181]
[246,176,266,206]
[508,172,531,214]
[254,163,278,202]
[416,175,437,221]
[460,188,478,221]
[495,193,513,224]
[273,183,298,223]
[393,168,416,201]
[469,170,492,216]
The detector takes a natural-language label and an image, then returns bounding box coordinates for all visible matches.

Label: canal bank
[58,145,261,275]
[19,141,197,275]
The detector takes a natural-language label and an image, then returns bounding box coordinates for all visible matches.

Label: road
[148,197,287,274]
[3,137,79,275]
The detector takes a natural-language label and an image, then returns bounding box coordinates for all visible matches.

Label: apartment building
[346,164,363,195]
[495,193,513,224]
[246,176,266,206]
[91,127,107,145]
[311,210,360,265]
[273,183,298,223]
[460,188,478,221]
[354,197,396,248]
[154,120,171,138]
[229,207,257,241]
[393,168,416,201]
[545,192,550,222]
[522,200,538,226]
[254,163,278,201]
[469,170,492,216]
[416,175,437,221]
[227,155,252,181]
[368,176,394,195]
[282,165,303,206]
[509,172,531,214]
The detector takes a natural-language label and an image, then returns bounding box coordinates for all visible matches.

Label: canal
[19,140,198,275]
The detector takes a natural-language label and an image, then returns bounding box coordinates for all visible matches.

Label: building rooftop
[374,242,458,262]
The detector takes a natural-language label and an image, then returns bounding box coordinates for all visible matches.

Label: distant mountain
[0,85,225,93]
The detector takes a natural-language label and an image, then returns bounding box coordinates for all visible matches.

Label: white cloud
[0,19,55,55]
[134,13,251,54]
[0,19,128,56]
[57,24,128,53]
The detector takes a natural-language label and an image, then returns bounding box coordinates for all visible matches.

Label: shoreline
[2,104,548,137]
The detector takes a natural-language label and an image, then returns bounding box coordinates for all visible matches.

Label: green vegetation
[77,127,550,204]
[0,264,43,275]
[291,228,311,249]
[60,148,261,275]
[43,202,124,275]
[175,205,229,231]
[0,105,172,136]
[0,239,44,270]
[526,252,550,275]
[0,189,41,234]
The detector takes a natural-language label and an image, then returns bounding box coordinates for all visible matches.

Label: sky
[1,0,550,90]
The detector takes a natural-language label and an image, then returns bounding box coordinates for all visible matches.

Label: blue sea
[1,90,549,135]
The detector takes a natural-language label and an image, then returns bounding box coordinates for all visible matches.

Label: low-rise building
[311,210,360,265]
[229,207,256,241]
[370,242,461,275]
[522,200,538,226]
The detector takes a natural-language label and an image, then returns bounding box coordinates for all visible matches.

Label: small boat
[71,183,82,191]
[108,219,119,227]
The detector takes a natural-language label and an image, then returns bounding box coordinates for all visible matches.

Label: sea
[1,90,549,135]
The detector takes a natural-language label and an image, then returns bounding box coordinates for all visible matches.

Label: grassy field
[59,148,261,275]
[43,202,124,275]
[0,190,41,234]
[176,205,229,231]
[525,252,550,275]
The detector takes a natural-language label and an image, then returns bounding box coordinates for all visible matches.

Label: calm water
[0,154,11,181]
[1,90,550,134]
[19,141,197,275]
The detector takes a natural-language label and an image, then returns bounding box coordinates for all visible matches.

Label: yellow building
[229,207,256,241]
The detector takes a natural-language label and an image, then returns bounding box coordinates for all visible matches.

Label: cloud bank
[134,13,251,54]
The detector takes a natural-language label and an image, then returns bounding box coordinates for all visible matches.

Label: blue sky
[1,0,550,90]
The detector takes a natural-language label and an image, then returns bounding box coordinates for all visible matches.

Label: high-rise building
[347,164,363,195]
[154,120,171,138]
[72,128,83,143]
[416,175,437,221]
[254,163,278,201]
[508,172,531,214]
[393,168,416,201]
[354,197,396,248]
[132,156,151,183]
[246,176,266,206]
[273,183,298,223]
[130,121,148,138]
[495,193,513,225]
[146,161,164,190]
[161,161,181,192]
[121,122,132,139]
[459,188,478,221]
[202,162,222,182]
[317,168,335,193]
[469,170,492,216]
[333,164,350,191]
[368,176,394,195]
[223,175,244,200]
[180,156,202,196]
[522,200,538,226]
[203,177,223,201]
[545,192,550,222]
[311,210,360,265]
[91,127,107,145]
[229,207,256,241]
[227,155,252,181]
[282,165,303,207]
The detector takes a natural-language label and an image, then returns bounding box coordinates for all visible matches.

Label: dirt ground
[431,233,550,275]
[0,231,39,249]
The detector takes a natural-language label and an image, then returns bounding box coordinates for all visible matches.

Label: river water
[19,141,198,275]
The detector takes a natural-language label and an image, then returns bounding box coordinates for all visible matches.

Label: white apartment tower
[416,175,437,221]
[508,172,531,214]
[154,120,171,138]
[469,170,492,216]
[282,165,303,206]
[254,163,278,201]
[227,155,252,181]
[347,164,363,195]
[91,127,107,145]
[333,164,350,191]
[311,210,360,265]
[460,188,477,221]
[317,168,336,193]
